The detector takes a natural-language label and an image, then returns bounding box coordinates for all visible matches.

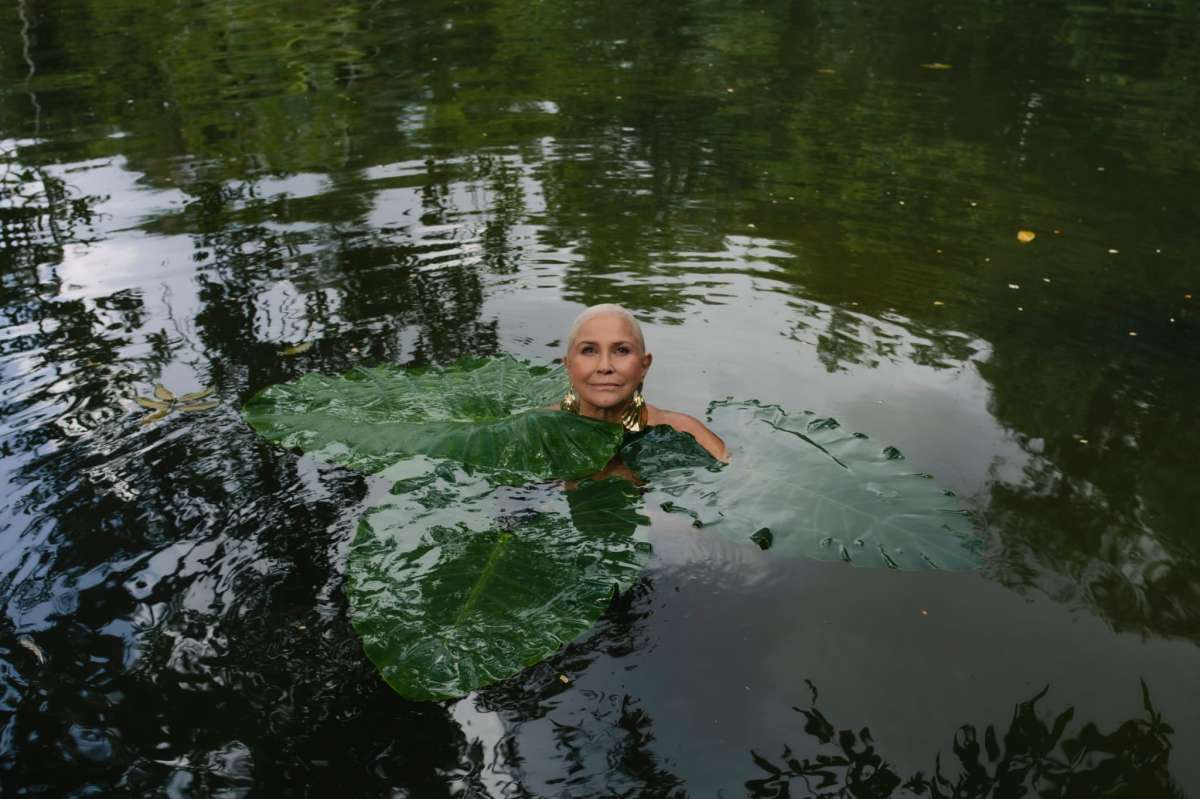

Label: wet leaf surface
[348,463,648,700]
[623,401,982,570]
[242,356,623,479]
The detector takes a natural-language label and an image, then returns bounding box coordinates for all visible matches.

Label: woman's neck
[578,399,630,425]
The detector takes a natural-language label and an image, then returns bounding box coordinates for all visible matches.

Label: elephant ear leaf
[623,401,982,570]
[348,461,650,700]
[242,356,623,479]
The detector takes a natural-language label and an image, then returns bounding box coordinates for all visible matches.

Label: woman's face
[565,313,651,411]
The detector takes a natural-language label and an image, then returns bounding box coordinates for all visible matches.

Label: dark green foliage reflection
[748,682,1180,799]
[1,0,1199,792]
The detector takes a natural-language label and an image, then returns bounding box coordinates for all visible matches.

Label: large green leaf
[242,356,623,479]
[623,400,982,570]
[244,359,979,702]
[348,459,649,700]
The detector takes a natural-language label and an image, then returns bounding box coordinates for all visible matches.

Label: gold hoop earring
[561,387,580,414]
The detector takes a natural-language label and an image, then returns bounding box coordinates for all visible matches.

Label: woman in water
[560,304,728,462]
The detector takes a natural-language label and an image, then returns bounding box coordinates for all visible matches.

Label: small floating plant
[137,384,218,424]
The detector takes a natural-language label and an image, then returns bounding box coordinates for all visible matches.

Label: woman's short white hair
[566,303,646,354]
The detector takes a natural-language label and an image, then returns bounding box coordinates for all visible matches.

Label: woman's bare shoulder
[646,406,729,462]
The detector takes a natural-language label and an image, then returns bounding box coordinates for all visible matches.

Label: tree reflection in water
[747,681,1181,799]
[2,0,1199,792]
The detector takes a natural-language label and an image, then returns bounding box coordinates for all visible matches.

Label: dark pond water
[2,0,1199,794]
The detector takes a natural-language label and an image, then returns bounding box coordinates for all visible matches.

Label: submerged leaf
[177,400,220,413]
[242,356,622,479]
[153,383,176,401]
[348,461,649,700]
[622,401,982,570]
[141,408,170,425]
[136,396,171,411]
[280,341,313,356]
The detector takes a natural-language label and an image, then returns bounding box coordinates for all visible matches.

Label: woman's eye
[581,345,596,354]
[616,345,630,354]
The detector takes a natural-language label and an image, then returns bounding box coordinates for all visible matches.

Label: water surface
[1,0,1198,794]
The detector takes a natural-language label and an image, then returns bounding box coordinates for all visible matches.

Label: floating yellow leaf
[558,674,570,684]
[180,387,215,402]
[920,62,953,70]
[136,396,171,411]
[1017,230,1036,243]
[281,342,313,356]
[154,383,176,401]
[177,400,220,413]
